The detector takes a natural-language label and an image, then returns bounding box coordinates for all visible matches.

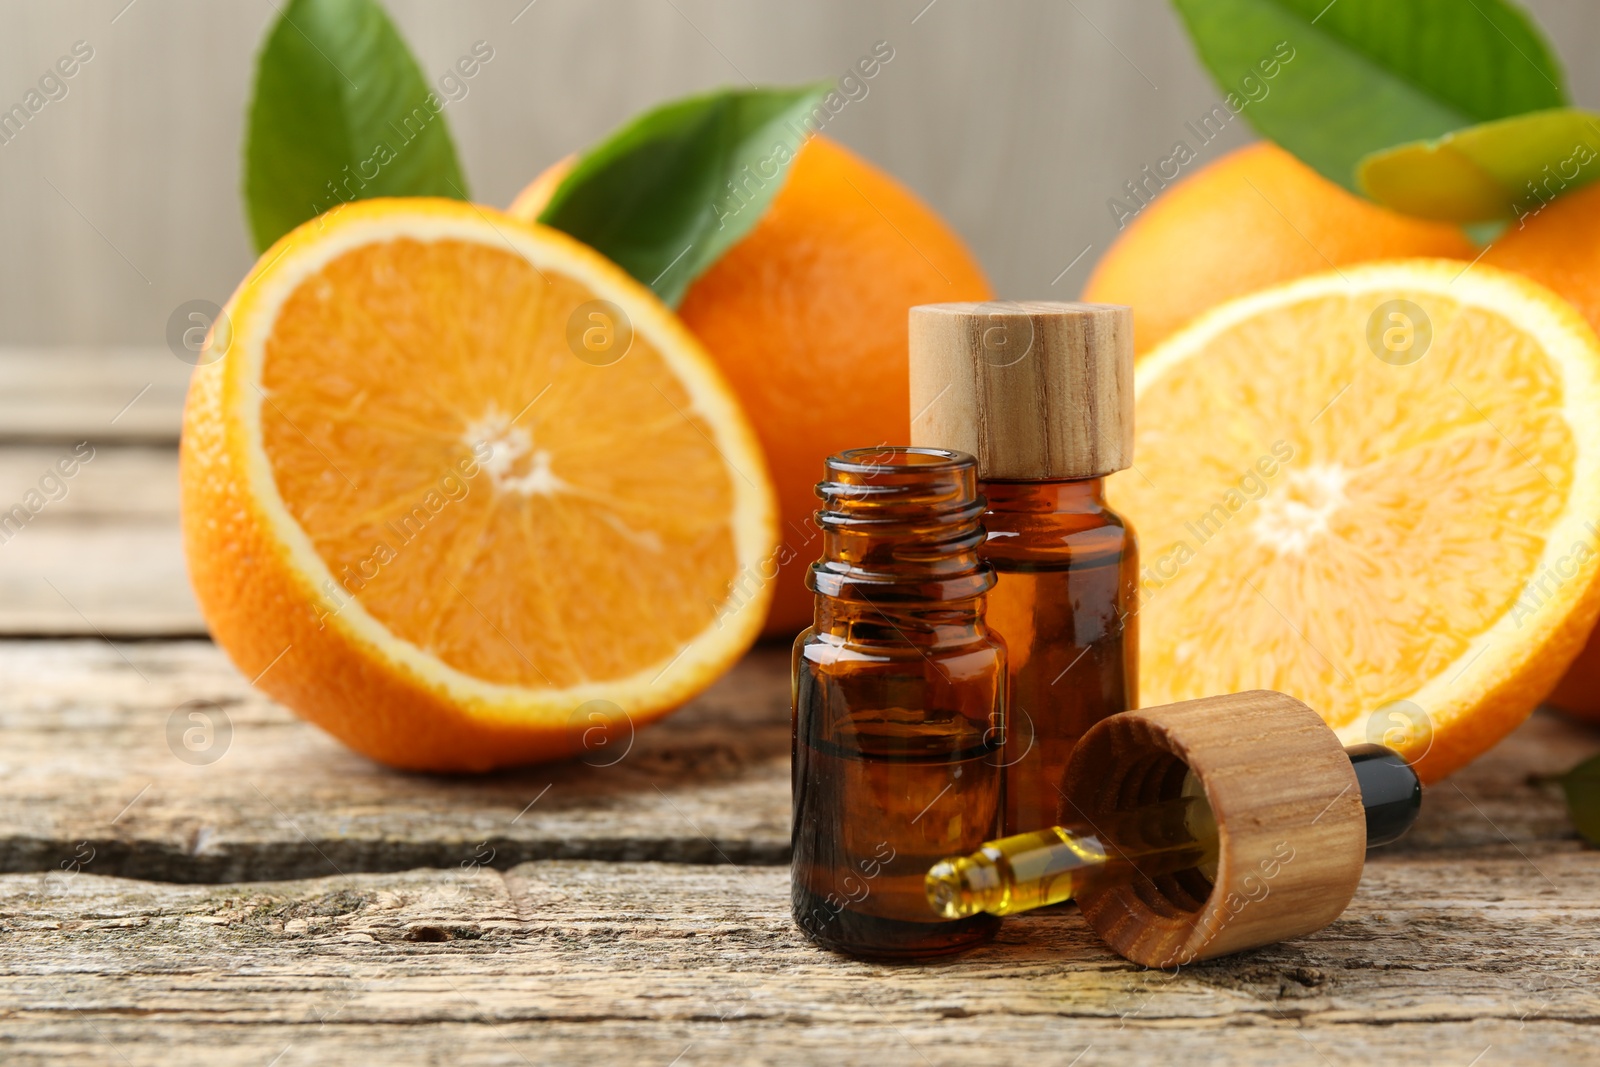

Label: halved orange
[181,198,777,771]
[1112,260,1600,782]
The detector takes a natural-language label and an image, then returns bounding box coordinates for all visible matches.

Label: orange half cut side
[181,198,777,771]
[1113,260,1600,782]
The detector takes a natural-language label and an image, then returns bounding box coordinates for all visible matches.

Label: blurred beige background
[3,0,1600,346]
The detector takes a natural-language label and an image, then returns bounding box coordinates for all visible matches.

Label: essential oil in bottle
[910,302,1137,835]
[791,447,1006,958]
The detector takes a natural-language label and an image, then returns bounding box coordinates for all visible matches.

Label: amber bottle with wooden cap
[910,301,1137,836]
[791,447,1006,958]
[925,690,1423,967]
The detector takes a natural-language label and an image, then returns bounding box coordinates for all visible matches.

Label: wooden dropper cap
[1062,690,1368,968]
[909,301,1133,480]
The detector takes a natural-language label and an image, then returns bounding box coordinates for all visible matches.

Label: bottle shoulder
[981,507,1137,567]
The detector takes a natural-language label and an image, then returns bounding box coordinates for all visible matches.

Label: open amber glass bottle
[792,447,1006,958]
[911,302,1137,836]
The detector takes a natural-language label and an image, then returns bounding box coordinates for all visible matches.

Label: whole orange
[510,136,993,635]
[1082,143,1476,353]
[1487,182,1600,722]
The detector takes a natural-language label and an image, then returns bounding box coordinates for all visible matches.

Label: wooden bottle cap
[1063,690,1366,968]
[909,301,1133,480]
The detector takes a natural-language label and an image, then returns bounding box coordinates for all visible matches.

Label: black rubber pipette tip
[1344,743,1422,848]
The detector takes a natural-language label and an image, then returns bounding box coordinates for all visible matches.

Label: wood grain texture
[0,442,200,635]
[909,301,1133,479]
[1066,690,1365,967]
[0,639,1596,887]
[2,851,1599,1066]
[0,348,186,442]
[0,640,792,882]
[0,350,195,635]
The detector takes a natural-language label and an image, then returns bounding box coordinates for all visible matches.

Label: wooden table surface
[4,349,1600,1066]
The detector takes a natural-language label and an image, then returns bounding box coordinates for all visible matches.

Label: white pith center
[1252,463,1351,554]
[460,408,665,553]
[465,409,567,497]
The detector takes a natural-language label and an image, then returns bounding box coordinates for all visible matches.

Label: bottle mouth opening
[827,446,974,475]
[815,447,984,521]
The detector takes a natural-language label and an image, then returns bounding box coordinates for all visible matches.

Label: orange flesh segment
[260,237,738,689]
[1119,288,1574,729]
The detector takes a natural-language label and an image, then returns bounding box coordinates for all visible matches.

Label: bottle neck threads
[807,448,996,618]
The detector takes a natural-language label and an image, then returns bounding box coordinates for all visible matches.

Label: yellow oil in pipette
[926,790,1217,919]
[928,743,1422,920]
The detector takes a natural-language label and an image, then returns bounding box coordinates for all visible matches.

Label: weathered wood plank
[0,446,176,517]
[0,445,199,635]
[1,852,1597,1065]
[0,640,791,881]
[0,349,186,444]
[0,526,198,635]
[1,639,1597,883]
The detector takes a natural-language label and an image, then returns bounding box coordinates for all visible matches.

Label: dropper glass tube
[928,787,1216,919]
[928,743,1420,920]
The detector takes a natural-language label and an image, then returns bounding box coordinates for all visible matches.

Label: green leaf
[1358,108,1600,223]
[1560,753,1600,847]
[1171,0,1568,193]
[244,0,467,253]
[537,84,831,307]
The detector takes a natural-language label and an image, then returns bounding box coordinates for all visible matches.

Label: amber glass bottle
[981,478,1137,832]
[791,447,1006,958]
[911,301,1137,836]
